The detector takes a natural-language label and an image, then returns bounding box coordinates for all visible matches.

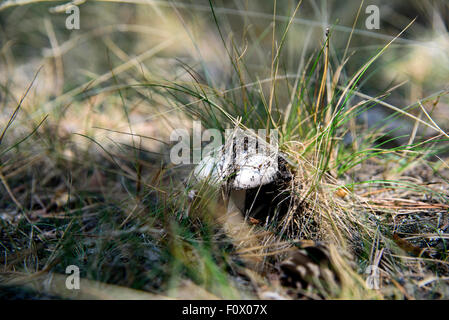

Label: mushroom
[194,129,279,215]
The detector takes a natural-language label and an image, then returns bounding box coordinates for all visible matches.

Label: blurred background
[1,0,448,153]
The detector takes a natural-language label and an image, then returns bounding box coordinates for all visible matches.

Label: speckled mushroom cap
[231,153,277,189]
[193,145,232,185]
[194,129,279,190]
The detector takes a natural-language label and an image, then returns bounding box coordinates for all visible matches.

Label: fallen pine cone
[279,241,341,298]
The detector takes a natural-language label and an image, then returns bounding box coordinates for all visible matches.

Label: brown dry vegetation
[0,0,449,300]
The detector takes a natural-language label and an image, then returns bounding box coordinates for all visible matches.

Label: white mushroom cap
[193,146,232,185]
[193,154,222,185]
[194,130,279,190]
[232,154,277,189]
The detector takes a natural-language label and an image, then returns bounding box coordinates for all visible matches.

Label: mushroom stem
[226,189,246,214]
